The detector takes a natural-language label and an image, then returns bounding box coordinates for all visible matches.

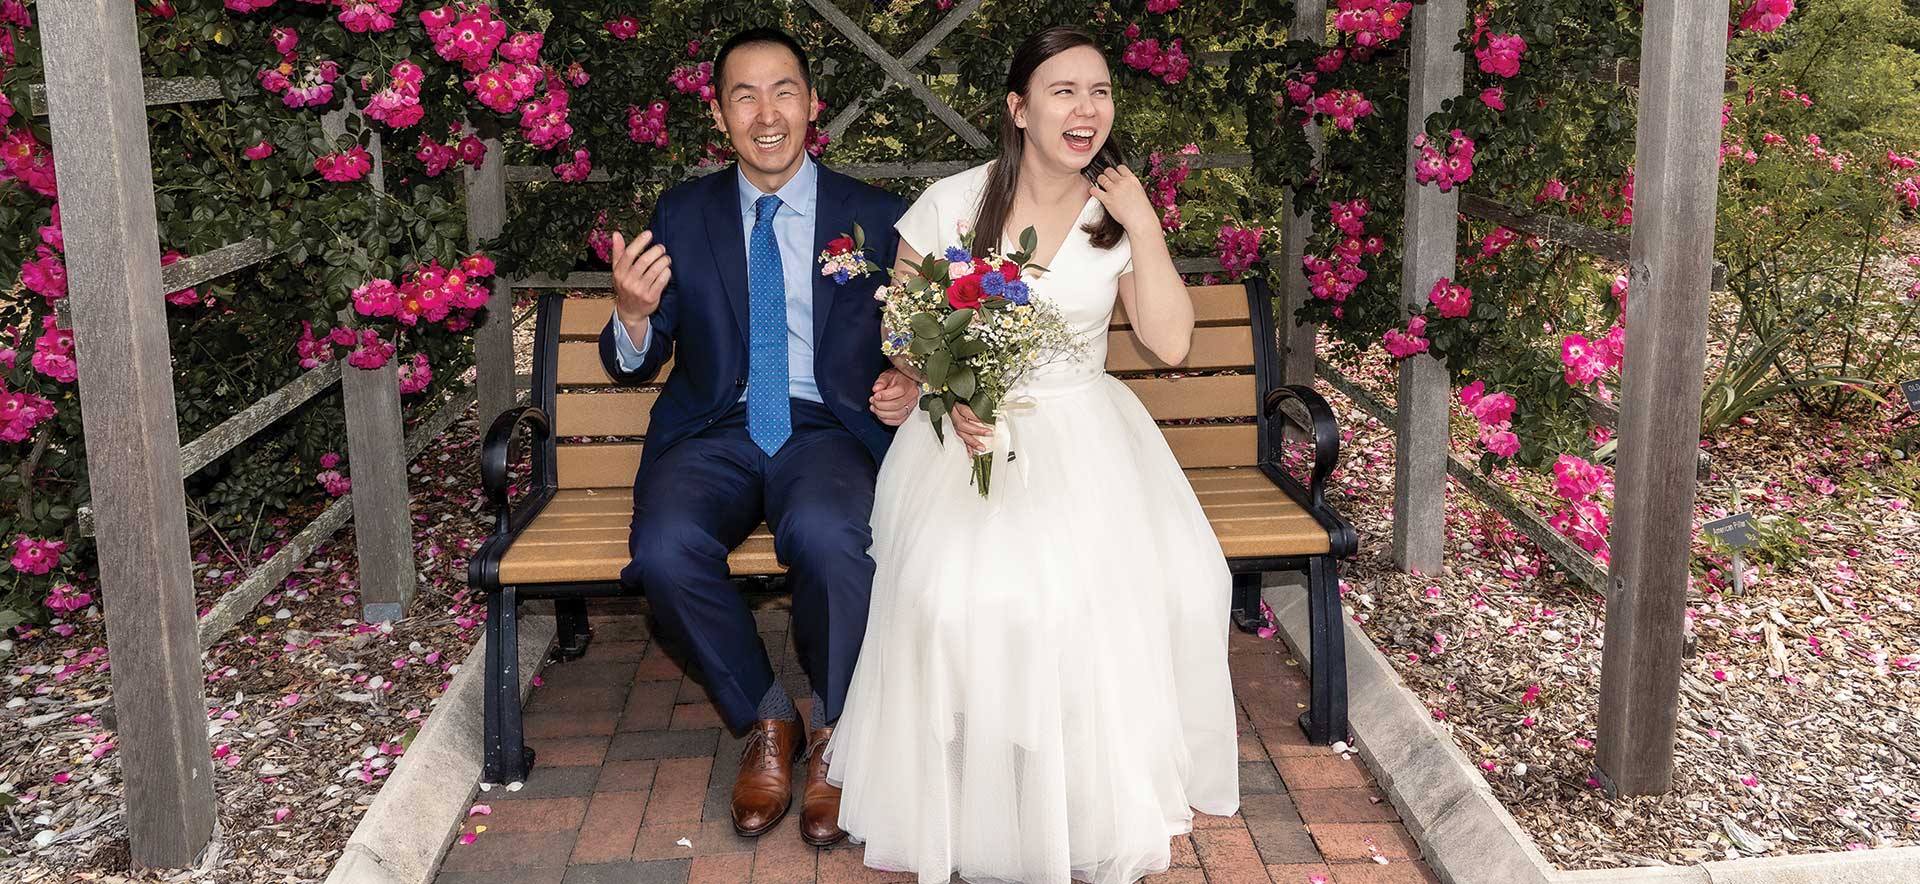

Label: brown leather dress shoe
[732,716,803,836]
[799,726,847,847]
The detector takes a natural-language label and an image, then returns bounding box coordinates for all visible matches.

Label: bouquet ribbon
[986,394,1039,510]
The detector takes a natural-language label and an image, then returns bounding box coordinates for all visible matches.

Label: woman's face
[1010,45,1114,174]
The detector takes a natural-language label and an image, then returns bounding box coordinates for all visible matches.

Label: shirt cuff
[610,318,650,372]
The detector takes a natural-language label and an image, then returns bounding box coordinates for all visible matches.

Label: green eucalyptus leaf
[949,367,976,400]
[924,349,952,388]
[942,308,974,336]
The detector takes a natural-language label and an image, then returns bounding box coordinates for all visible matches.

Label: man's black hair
[713,27,813,95]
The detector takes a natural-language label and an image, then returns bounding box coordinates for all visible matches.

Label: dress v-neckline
[1008,195,1098,273]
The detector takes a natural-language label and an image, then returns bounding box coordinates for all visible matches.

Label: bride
[826,25,1240,884]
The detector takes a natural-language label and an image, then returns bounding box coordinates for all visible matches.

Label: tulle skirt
[826,368,1240,884]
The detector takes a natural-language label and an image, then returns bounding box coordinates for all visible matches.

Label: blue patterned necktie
[746,194,791,456]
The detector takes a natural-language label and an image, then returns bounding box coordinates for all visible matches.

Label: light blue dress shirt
[610,157,821,404]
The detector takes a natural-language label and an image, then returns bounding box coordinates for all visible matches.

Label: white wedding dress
[826,163,1240,884]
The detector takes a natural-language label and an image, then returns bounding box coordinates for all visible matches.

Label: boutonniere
[818,222,883,285]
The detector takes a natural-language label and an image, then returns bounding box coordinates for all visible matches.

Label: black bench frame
[468,283,1356,783]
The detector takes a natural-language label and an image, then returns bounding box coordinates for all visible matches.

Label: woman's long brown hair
[970,26,1127,253]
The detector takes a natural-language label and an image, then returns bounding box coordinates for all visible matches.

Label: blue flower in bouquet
[979,271,1006,296]
[834,268,851,284]
[1003,279,1031,305]
[945,246,972,264]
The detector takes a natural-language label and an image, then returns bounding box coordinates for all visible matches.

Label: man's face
[710,42,818,187]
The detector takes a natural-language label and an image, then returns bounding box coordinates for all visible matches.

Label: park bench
[468,279,1358,783]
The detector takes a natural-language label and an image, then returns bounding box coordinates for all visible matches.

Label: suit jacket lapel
[702,168,750,345]
[812,166,852,348]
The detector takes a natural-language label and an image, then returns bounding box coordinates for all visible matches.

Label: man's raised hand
[611,230,671,335]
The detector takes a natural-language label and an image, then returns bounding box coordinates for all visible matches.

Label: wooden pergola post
[1276,0,1327,390]
[1392,0,1463,575]
[465,118,515,425]
[1597,0,1730,795]
[322,102,417,622]
[38,0,216,866]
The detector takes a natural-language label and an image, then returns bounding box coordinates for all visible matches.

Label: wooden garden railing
[35,4,485,863]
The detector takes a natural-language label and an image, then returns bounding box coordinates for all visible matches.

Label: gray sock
[756,683,797,722]
[809,691,828,730]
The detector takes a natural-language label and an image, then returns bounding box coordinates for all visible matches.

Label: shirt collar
[736,155,817,219]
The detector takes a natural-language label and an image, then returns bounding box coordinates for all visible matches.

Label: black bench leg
[1230,571,1270,634]
[483,587,535,783]
[1298,555,1349,746]
[553,597,592,662]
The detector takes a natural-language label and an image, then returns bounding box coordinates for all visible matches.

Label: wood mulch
[1315,352,1920,869]
[0,404,497,882]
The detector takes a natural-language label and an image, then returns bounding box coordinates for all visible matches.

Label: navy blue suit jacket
[598,163,909,472]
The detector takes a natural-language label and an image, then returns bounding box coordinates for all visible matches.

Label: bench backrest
[527,280,1281,489]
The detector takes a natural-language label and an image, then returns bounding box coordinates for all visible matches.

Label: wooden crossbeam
[823,0,982,140]
[178,361,342,477]
[159,236,287,293]
[802,0,991,149]
[29,76,222,116]
[1315,358,1610,591]
[1459,194,1727,290]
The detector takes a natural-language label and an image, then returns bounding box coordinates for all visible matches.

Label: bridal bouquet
[878,226,1084,497]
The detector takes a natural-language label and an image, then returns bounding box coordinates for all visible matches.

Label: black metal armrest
[1263,384,1341,512]
[468,406,553,593]
[481,405,552,523]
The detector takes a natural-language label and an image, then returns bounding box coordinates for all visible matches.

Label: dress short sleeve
[893,186,945,260]
[894,163,992,260]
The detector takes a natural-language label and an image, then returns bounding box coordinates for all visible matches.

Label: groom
[597,28,916,846]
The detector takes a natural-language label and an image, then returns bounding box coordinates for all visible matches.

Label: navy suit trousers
[622,398,878,733]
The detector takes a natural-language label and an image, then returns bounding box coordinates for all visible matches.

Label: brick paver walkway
[432,598,1437,884]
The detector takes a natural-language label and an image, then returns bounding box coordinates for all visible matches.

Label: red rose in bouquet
[946,272,986,309]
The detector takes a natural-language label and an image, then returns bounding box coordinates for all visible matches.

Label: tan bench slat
[1124,375,1256,421]
[557,370,1257,434]
[1183,467,1272,490]
[557,424,1256,484]
[1201,501,1318,523]
[1106,326,1254,373]
[1163,424,1257,468]
[557,342,673,387]
[557,342,615,386]
[499,534,783,583]
[1113,285,1251,328]
[516,523,774,543]
[560,299,616,338]
[542,488,633,513]
[556,323,1254,386]
[555,391,658,437]
[557,443,643,488]
[1217,527,1330,558]
[562,286,1252,339]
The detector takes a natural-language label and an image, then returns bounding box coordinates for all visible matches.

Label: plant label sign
[1705,512,1756,549]
[1903,377,1920,412]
